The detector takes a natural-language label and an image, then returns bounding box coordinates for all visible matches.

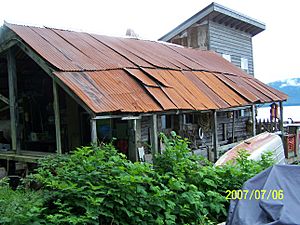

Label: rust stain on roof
[183,71,230,109]
[4,23,288,114]
[214,73,260,103]
[125,68,159,87]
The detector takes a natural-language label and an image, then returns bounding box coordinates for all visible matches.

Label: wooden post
[232,111,235,143]
[150,114,158,156]
[179,114,184,136]
[251,104,256,136]
[128,119,141,161]
[7,48,20,153]
[213,110,218,162]
[53,80,62,154]
[90,119,97,144]
[279,101,284,136]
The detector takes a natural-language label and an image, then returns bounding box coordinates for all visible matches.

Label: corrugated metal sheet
[4,23,288,114]
[51,28,135,69]
[183,71,230,108]
[7,23,251,75]
[125,69,159,87]
[214,73,259,103]
[54,70,161,113]
[53,68,287,114]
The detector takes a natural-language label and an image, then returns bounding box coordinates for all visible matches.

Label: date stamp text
[225,189,284,200]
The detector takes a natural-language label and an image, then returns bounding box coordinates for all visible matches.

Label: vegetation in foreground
[0,134,274,225]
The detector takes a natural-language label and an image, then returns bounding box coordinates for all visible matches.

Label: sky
[1,0,299,83]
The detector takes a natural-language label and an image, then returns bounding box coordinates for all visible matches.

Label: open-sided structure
[0,22,287,163]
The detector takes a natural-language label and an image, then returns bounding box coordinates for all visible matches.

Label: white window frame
[222,53,231,62]
[241,57,249,72]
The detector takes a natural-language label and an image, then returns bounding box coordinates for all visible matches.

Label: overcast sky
[1,0,299,83]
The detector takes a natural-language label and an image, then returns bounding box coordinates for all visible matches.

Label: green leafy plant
[1,133,275,225]
[0,185,45,225]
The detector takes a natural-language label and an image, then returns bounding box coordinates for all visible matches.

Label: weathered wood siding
[169,20,254,75]
[141,116,151,144]
[170,24,209,50]
[208,21,254,75]
[155,110,252,151]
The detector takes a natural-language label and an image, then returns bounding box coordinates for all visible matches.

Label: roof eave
[159,2,265,41]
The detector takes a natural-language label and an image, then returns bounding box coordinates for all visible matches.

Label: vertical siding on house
[208,21,254,75]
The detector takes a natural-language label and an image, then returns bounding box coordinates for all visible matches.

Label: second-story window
[241,57,249,73]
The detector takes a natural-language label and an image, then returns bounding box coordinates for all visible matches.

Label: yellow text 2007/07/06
[225,189,284,200]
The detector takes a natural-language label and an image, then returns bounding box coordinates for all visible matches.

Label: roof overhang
[0,23,285,116]
[159,2,266,41]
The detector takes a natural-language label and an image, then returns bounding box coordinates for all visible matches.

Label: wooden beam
[0,93,8,104]
[0,105,9,112]
[0,28,18,53]
[94,114,141,120]
[90,118,97,144]
[252,105,256,136]
[53,80,62,154]
[150,114,159,156]
[212,110,218,162]
[218,106,251,112]
[7,48,20,153]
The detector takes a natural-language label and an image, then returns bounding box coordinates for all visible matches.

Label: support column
[128,119,141,161]
[7,48,20,153]
[232,111,235,143]
[213,110,218,162]
[53,80,62,154]
[90,119,97,144]
[150,114,158,156]
[251,104,256,136]
[279,101,284,136]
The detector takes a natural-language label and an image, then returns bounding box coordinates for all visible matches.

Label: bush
[28,140,219,224]
[154,133,227,223]
[31,144,176,224]
[2,134,274,224]
[0,179,45,225]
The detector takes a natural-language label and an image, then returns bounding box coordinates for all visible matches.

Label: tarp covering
[227,165,300,225]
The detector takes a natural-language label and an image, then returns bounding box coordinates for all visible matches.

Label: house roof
[159,2,266,42]
[0,23,286,115]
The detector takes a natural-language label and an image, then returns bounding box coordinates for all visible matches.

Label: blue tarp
[226,165,300,225]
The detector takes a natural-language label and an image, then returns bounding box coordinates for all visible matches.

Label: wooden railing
[256,119,280,134]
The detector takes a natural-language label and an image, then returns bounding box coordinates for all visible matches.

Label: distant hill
[268,78,300,106]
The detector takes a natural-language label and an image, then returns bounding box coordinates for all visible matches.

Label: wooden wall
[140,108,252,154]
[169,19,254,75]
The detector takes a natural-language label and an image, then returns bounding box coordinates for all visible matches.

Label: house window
[222,53,231,62]
[241,57,249,72]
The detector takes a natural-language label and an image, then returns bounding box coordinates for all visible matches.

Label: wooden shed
[0,22,287,165]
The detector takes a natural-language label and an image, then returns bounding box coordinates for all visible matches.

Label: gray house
[159,2,265,76]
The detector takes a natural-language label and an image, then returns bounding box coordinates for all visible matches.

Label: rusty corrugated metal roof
[54,70,162,113]
[54,68,287,114]
[4,23,288,114]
